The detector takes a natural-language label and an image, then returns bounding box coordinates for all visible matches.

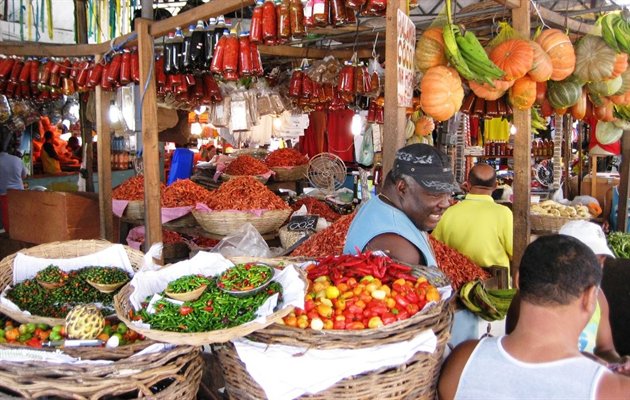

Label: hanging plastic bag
[212,222,282,258]
[358,124,374,166]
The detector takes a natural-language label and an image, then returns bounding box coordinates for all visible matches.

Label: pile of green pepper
[35,265,68,284]
[139,279,283,332]
[166,275,211,294]
[218,263,273,292]
[82,266,130,284]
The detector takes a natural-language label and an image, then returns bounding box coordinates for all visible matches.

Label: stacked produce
[459,280,516,321]
[7,265,130,318]
[291,212,355,257]
[135,269,282,333]
[530,200,592,218]
[292,197,342,221]
[132,229,185,245]
[113,175,166,201]
[265,148,308,167]
[429,237,490,290]
[283,252,440,330]
[203,176,289,211]
[189,236,220,249]
[162,179,214,207]
[225,154,271,176]
[608,231,630,258]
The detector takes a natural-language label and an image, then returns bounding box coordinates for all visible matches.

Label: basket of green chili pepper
[218,263,274,297]
[164,275,211,301]
[84,266,131,293]
[35,265,69,290]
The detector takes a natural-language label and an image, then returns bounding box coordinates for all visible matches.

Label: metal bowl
[218,263,275,298]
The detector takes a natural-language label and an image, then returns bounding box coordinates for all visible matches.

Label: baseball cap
[559,220,615,258]
[393,144,459,193]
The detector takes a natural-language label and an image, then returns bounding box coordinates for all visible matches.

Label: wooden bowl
[36,279,65,290]
[86,279,128,294]
[164,284,207,302]
[218,264,275,298]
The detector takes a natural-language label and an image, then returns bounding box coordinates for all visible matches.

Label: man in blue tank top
[344,144,457,265]
[438,235,630,399]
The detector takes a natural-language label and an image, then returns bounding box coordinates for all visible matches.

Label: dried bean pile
[429,236,490,290]
[265,148,308,167]
[113,175,166,201]
[291,212,355,257]
[163,179,214,207]
[204,176,289,211]
[225,155,270,175]
[292,197,341,222]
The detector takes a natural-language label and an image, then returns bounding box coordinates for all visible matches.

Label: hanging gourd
[573,35,618,82]
[594,100,615,122]
[587,75,623,97]
[489,39,534,81]
[611,52,628,78]
[570,90,587,120]
[508,75,537,110]
[468,79,514,101]
[535,28,576,81]
[414,27,447,73]
[547,77,582,109]
[527,41,553,82]
[414,115,435,136]
[613,68,630,95]
[535,81,547,105]
[420,66,464,121]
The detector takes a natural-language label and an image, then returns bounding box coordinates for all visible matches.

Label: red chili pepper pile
[189,236,220,249]
[429,236,490,290]
[292,197,341,222]
[204,176,289,211]
[162,179,214,207]
[291,212,355,257]
[307,252,418,285]
[136,229,184,245]
[265,148,308,167]
[113,175,166,201]
[225,155,271,176]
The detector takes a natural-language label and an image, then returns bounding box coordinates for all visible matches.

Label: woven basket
[216,305,453,400]
[271,164,308,182]
[163,213,198,229]
[192,208,292,236]
[221,173,270,185]
[232,148,269,160]
[0,344,202,399]
[113,262,308,346]
[530,213,589,233]
[0,240,144,327]
[124,200,145,220]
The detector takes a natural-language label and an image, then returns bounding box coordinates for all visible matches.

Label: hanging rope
[19,0,24,41]
[27,0,32,41]
[45,0,52,39]
[34,0,40,42]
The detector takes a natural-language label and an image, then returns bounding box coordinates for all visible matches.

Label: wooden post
[94,55,114,241]
[381,0,408,178]
[617,132,630,232]
[136,18,163,255]
[511,0,531,274]
[564,116,572,198]
[577,121,583,195]
[591,155,598,200]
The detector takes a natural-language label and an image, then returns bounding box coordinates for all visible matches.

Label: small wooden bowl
[86,279,128,294]
[164,284,207,302]
[36,279,65,290]
[219,264,275,298]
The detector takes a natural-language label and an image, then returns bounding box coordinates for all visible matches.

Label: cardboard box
[7,190,101,244]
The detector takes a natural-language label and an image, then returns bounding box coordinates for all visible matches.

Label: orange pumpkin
[611,52,629,79]
[535,81,547,105]
[571,90,587,120]
[593,98,615,121]
[468,79,514,101]
[610,90,630,106]
[555,107,568,115]
[415,27,447,72]
[540,97,554,117]
[509,76,537,110]
[414,116,435,136]
[535,29,576,81]
[489,39,534,81]
[420,66,464,122]
[527,41,553,82]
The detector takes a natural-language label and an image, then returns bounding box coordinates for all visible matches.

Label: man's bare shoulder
[438,340,480,400]
[366,233,422,265]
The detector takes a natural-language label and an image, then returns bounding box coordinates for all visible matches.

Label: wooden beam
[381,0,408,179]
[492,0,521,9]
[136,18,163,258]
[257,45,372,59]
[537,6,594,35]
[95,58,114,242]
[617,132,630,232]
[511,0,531,276]
[0,33,136,58]
[150,0,255,38]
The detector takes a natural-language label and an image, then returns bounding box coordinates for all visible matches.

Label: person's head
[67,136,80,150]
[383,144,457,231]
[44,131,54,141]
[465,163,497,194]
[558,220,614,266]
[519,235,602,311]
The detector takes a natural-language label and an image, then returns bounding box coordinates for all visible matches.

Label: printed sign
[287,215,318,232]
[397,9,416,108]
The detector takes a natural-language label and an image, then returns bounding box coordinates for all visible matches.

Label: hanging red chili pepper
[222,33,239,73]
[193,75,205,99]
[0,58,16,81]
[62,77,75,95]
[49,60,61,87]
[250,1,264,44]
[29,59,40,86]
[175,74,190,95]
[361,65,372,94]
[289,69,304,97]
[107,53,122,84]
[262,0,277,44]
[155,57,167,86]
[131,51,140,84]
[19,83,30,99]
[330,0,347,26]
[100,62,113,90]
[338,62,355,94]
[39,60,54,85]
[203,74,222,102]
[366,0,386,14]
[303,0,315,27]
[69,60,80,81]
[238,34,252,76]
[210,34,227,74]
[367,101,376,123]
[119,50,131,85]
[223,69,239,81]
[277,0,291,43]
[345,7,357,23]
[86,62,103,88]
[250,43,264,77]
[18,60,31,84]
[58,59,71,78]
[5,81,16,97]
[290,0,305,36]
[302,74,313,98]
[346,0,366,10]
[354,62,364,94]
[74,60,89,87]
[313,0,329,27]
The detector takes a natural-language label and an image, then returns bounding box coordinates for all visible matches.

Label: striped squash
[547,78,582,109]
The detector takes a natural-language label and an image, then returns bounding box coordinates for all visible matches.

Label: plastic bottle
[181,24,195,73]
[190,20,206,72]
[204,18,216,69]
[172,27,185,74]
[250,0,264,43]
[213,16,227,51]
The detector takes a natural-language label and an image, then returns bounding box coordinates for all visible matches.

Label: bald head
[468,164,496,192]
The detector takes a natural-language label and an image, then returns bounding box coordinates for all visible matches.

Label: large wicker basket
[271,164,308,182]
[0,240,144,327]
[530,213,589,233]
[163,212,198,229]
[123,200,145,220]
[216,305,453,400]
[220,173,270,185]
[0,344,202,399]
[192,208,292,236]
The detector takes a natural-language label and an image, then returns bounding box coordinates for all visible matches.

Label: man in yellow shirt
[432,163,513,272]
